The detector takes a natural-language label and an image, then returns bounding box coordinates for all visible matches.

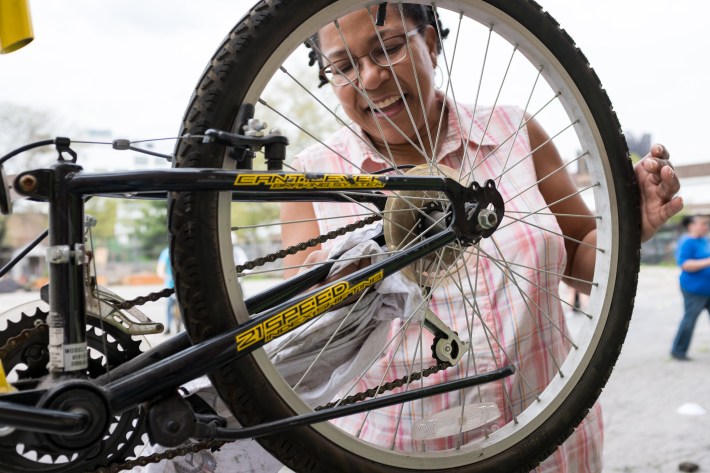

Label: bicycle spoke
[395,3,437,169]
[493,67,542,189]
[504,210,600,220]
[458,21,492,182]
[497,183,601,230]
[365,8,431,164]
[486,238,578,350]
[462,91,562,185]
[273,65,401,169]
[502,150,590,205]
[258,96,391,173]
[502,211,602,254]
[292,288,373,392]
[429,10,465,178]
[330,20,429,161]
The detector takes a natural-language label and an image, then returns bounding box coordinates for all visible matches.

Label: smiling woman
[164,1,681,472]
[315,8,441,159]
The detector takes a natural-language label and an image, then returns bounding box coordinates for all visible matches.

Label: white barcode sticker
[63,343,88,370]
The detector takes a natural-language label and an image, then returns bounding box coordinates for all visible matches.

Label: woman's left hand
[635,143,683,242]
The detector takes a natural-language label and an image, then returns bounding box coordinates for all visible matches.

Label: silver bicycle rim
[215,0,619,468]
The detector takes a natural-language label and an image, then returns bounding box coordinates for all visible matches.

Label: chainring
[0,302,148,473]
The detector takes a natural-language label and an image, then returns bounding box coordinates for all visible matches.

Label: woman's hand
[634,144,683,242]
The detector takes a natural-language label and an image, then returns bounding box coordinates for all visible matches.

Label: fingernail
[656,144,664,154]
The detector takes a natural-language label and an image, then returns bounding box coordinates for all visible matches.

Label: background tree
[254,58,342,163]
[127,200,168,261]
[0,102,63,174]
[85,198,118,249]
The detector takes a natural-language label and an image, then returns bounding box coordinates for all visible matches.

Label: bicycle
[0,0,641,472]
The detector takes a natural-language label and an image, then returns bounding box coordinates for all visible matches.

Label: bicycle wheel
[169,1,640,471]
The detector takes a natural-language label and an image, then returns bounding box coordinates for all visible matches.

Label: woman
[280,4,682,472]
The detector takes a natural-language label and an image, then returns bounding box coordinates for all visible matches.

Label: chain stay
[1,326,450,472]
[315,360,450,411]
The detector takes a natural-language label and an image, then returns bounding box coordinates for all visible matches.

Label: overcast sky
[1,0,707,166]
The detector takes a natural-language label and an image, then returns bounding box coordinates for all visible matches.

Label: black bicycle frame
[0,161,502,438]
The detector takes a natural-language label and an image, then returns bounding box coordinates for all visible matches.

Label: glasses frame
[319,27,422,87]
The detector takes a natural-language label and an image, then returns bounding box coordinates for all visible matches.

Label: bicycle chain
[315,360,451,411]
[0,323,47,360]
[1,212,452,472]
[235,212,383,273]
[90,439,229,473]
[112,213,383,311]
[112,287,175,311]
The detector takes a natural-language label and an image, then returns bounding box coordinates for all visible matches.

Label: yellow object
[0,360,15,393]
[0,0,34,54]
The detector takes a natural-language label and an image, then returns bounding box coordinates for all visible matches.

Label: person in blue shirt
[156,246,181,335]
[671,215,710,360]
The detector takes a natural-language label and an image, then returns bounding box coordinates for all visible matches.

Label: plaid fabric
[291,96,603,472]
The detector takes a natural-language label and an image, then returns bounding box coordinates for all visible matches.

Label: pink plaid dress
[292,97,603,472]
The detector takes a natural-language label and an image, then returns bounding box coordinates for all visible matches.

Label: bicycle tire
[169,1,640,471]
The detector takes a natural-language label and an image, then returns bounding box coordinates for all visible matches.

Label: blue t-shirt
[158,247,174,289]
[676,236,710,296]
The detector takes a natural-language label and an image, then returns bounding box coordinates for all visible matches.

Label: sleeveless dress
[292,97,603,472]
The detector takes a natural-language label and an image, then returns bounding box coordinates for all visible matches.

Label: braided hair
[306,4,450,87]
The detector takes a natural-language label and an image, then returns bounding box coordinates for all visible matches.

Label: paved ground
[599,265,710,473]
[1,265,708,472]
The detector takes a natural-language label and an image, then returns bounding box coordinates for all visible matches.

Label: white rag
[266,224,426,407]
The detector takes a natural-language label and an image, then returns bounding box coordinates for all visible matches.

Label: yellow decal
[236,270,384,351]
[234,173,385,190]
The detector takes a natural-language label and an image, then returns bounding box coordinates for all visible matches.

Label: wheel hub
[383,165,504,285]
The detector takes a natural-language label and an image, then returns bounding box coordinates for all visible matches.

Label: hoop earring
[434,64,444,90]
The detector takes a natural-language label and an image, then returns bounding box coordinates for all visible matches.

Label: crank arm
[0,397,85,436]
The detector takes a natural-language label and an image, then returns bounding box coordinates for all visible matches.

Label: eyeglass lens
[325,34,410,85]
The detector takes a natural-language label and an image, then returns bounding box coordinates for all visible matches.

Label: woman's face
[318,7,439,147]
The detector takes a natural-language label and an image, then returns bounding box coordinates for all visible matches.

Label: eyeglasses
[320,28,421,87]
